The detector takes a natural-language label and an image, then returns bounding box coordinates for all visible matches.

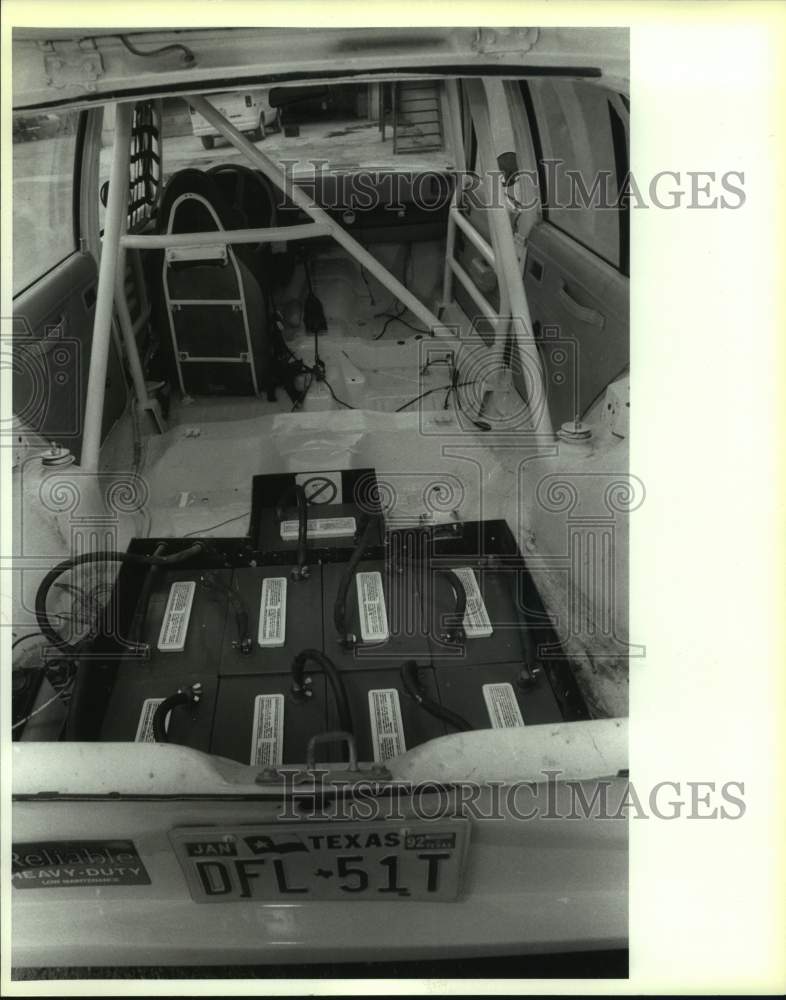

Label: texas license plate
[169,820,470,903]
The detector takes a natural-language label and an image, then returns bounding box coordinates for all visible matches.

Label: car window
[12,110,80,295]
[98,101,162,233]
[154,82,454,182]
[525,79,626,270]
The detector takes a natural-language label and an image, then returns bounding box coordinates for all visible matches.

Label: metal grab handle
[558,283,605,329]
[306,731,358,771]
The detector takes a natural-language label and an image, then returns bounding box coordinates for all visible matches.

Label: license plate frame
[169,819,471,903]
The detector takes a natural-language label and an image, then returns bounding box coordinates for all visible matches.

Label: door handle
[558,283,605,329]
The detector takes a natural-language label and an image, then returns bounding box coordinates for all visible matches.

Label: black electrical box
[250,467,384,561]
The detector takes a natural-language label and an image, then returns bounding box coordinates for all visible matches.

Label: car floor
[140,321,514,540]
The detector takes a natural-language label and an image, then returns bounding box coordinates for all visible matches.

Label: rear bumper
[12,735,628,967]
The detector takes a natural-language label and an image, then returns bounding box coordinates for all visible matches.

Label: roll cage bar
[80,79,553,470]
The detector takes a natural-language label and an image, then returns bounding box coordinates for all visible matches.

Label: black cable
[321,376,356,410]
[275,484,309,581]
[291,649,353,735]
[445,366,492,432]
[400,661,473,732]
[394,380,476,413]
[117,34,195,65]
[333,515,382,644]
[153,683,203,743]
[34,543,207,656]
[359,265,376,305]
[374,308,429,338]
[201,571,253,653]
[128,542,168,648]
[435,568,467,644]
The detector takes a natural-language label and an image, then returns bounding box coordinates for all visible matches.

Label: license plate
[169,820,470,903]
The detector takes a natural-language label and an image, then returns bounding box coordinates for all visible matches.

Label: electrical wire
[275,484,309,580]
[359,265,376,305]
[153,683,202,743]
[200,571,252,651]
[117,34,195,64]
[34,544,207,656]
[394,380,476,413]
[183,512,250,537]
[321,376,356,410]
[12,679,75,732]
[443,366,492,431]
[373,306,429,339]
[291,649,353,735]
[333,516,382,644]
[400,661,472,732]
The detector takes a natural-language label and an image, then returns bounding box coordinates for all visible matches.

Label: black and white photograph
[2,3,784,994]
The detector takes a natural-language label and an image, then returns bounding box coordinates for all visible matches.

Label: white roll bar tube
[80,102,132,471]
[466,80,553,438]
[188,94,443,335]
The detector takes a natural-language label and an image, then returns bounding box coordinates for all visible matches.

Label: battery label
[135,698,169,743]
[157,580,196,651]
[280,516,356,540]
[368,689,406,762]
[258,577,287,647]
[250,694,285,767]
[356,571,389,642]
[453,567,493,638]
[482,683,525,729]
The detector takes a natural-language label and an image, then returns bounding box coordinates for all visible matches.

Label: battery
[219,566,324,676]
[129,567,231,680]
[211,673,329,766]
[326,667,446,764]
[424,560,537,668]
[434,662,564,730]
[321,560,431,672]
[100,669,217,751]
[250,468,384,560]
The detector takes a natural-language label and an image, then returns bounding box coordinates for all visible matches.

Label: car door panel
[524,221,629,428]
[12,252,127,460]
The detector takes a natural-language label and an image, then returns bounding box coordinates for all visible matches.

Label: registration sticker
[368,688,406,762]
[250,693,285,767]
[157,580,196,651]
[280,516,356,540]
[169,819,470,902]
[453,567,493,638]
[482,682,525,728]
[356,571,389,642]
[258,577,287,648]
